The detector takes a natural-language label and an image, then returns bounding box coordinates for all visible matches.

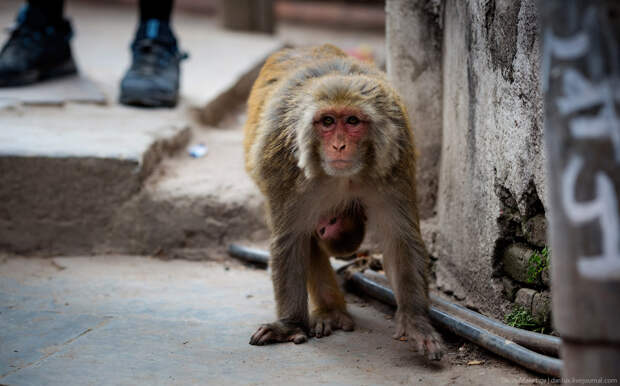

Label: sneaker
[119,19,188,108]
[0,6,77,87]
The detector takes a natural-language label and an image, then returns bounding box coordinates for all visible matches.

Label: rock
[541,265,551,287]
[514,288,536,310]
[513,289,551,326]
[501,277,519,301]
[531,290,552,325]
[501,243,538,284]
[523,214,547,248]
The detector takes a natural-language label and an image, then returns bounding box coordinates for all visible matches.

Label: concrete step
[0,104,191,254]
[102,114,269,258]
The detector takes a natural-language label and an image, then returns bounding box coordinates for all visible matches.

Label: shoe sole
[0,59,78,87]
[119,90,178,108]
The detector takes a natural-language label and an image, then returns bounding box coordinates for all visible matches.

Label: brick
[523,214,548,248]
[532,291,552,325]
[514,288,537,310]
[501,243,538,284]
[501,277,519,301]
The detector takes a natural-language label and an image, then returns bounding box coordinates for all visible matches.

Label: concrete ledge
[103,191,267,257]
[101,125,269,257]
[0,156,141,253]
[0,75,106,106]
[0,105,190,255]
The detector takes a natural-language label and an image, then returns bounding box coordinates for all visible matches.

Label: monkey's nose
[332,144,346,152]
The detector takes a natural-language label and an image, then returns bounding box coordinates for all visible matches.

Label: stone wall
[386,0,551,321]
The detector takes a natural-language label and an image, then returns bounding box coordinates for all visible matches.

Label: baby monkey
[243,44,443,360]
[316,201,366,258]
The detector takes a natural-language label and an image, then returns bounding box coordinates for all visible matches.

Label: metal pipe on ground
[431,294,560,357]
[228,244,269,265]
[359,269,560,357]
[346,270,562,377]
[228,244,563,376]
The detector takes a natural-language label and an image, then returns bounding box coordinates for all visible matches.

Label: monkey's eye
[346,116,360,125]
[322,116,335,126]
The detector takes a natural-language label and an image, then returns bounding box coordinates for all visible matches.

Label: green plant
[505,305,546,333]
[527,247,550,284]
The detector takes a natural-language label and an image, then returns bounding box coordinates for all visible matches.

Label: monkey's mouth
[329,160,352,169]
[323,158,362,177]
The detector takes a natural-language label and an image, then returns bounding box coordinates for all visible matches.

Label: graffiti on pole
[544,6,620,280]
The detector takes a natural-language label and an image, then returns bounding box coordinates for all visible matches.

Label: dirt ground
[0,254,544,385]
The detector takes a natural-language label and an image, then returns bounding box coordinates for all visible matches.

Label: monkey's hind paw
[417,332,444,361]
[309,308,354,338]
[249,322,308,346]
[393,315,444,361]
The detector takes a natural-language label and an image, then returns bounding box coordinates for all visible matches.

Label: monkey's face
[313,107,369,177]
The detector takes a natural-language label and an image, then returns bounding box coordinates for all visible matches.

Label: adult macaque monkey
[244,44,443,360]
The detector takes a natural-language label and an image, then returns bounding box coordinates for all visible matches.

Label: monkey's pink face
[314,107,368,176]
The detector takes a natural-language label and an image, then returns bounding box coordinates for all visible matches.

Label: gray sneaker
[119,19,188,108]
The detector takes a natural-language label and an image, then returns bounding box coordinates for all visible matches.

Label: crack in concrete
[0,316,113,379]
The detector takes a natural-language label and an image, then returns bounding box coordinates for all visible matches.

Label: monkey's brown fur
[244,44,443,360]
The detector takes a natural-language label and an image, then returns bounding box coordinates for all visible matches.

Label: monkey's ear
[363,102,407,178]
[293,101,320,179]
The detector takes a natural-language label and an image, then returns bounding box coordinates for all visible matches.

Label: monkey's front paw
[393,312,444,361]
[310,308,354,338]
[249,321,308,346]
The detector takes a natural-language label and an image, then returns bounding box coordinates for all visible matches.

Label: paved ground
[0,256,534,385]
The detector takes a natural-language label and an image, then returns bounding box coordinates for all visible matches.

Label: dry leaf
[467,360,484,366]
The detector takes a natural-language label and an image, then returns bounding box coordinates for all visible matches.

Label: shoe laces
[130,39,187,75]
